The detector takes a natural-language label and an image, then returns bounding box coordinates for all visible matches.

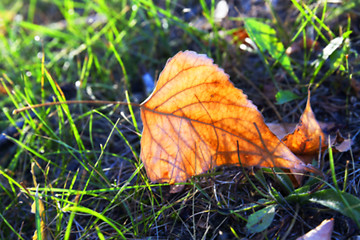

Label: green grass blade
[244,18,299,83]
[34,189,43,240]
[0,212,25,240]
[62,205,127,239]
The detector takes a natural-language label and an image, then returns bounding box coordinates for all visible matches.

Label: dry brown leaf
[31,198,51,240]
[332,131,352,152]
[232,28,249,45]
[140,51,317,183]
[282,93,327,156]
[270,94,351,186]
[267,123,298,140]
[296,218,334,240]
[268,122,335,141]
[275,93,326,185]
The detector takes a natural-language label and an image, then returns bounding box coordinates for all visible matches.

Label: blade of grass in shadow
[264,0,289,44]
[263,168,294,195]
[1,107,31,171]
[56,169,79,235]
[64,195,79,240]
[328,136,339,190]
[77,118,121,206]
[236,142,269,199]
[62,205,127,239]
[0,168,34,200]
[88,113,97,160]
[78,55,91,89]
[91,110,139,160]
[0,177,14,199]
[0,212,25,240]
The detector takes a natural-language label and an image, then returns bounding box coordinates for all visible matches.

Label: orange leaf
[140,51,316,183]
[282,93,327,156]
[277,93,327,186]
[232,28,249,45]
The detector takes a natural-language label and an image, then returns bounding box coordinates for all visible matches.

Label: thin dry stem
[13,100,141,114]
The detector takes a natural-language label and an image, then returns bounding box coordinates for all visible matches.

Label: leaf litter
[138,51,354,237]
[139,51,350,184]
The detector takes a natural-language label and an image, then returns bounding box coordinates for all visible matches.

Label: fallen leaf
[140,51,316,183]
[282,93,327,156]
[296,219,334,240]
[268,121,336,141]
[275,93,326,185]
[231,28,249,45]
[270,93,351,186]
[332,131,352,153]
[267,123,297,140]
